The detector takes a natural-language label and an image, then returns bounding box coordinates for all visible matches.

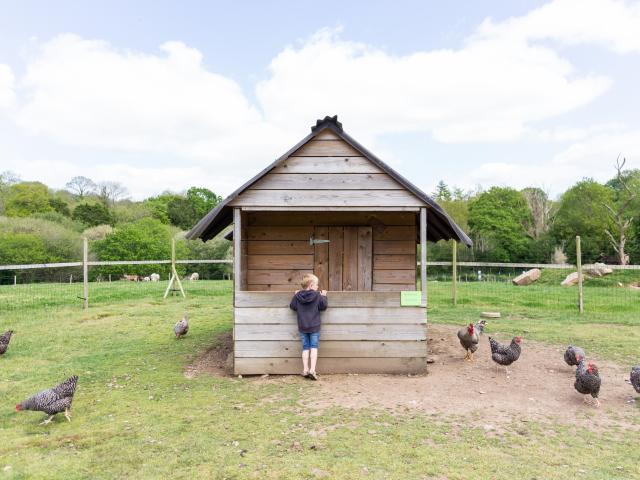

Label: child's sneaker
[308,371,318,381]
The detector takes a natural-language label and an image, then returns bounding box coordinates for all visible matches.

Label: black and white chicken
[16,375,79,424]
[564,345,586,368]
[489,336,522,376]
[574,358,601,407]
[0,330,14,355]
[174,314,189,338]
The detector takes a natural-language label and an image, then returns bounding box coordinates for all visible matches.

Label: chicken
[563,345,586,367]
[16,375,79,424]
[457,320,487,361]
[630,366,640,394]
[0,330,14,355]
[574,357,601,407]
[174,314,189,338]
[489,336,522,376]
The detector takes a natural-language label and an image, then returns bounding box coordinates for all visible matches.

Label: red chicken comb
[15,404,22,412]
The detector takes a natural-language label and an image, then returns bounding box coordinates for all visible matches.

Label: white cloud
[0,64,16,108]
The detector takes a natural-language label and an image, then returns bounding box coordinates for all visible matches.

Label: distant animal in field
[574,357,601,407]
[16,375,79,424]
[0,330,14,355]
[122,274,139,282]
[142,276,151,282]
[174,314,189,338]
[564,345,586,367]
[489,336,522,376]
[457,320,487,362]
[150,273,160,282]
[189,272,199,281]
[630,366,640,395]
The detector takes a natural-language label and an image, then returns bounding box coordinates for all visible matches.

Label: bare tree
[97,181,128,206]
[603,156,637,265]
[66,176,96,199]
[521,187,554,239]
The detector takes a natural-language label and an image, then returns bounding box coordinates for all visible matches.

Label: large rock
[512,268,541,286]
[561,272,580,286]
[585,262,613,277]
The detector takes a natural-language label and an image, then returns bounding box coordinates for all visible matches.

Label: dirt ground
[186,326,640,430]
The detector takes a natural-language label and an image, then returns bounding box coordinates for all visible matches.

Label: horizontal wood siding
[246,211,416,226]
[235,323,426,341]
[272,156,384,174]
[293,139,361,157]
[235,341,426,358]
[229,189,424,207]
[234,307,425,324]
[372,225,417,292]
[251,173,402,190]
[235,357,428,375]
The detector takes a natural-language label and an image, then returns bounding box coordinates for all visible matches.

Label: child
[289,273,328,380]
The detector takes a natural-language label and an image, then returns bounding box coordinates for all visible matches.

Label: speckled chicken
[457,320,487,361]
[174,314,189,338]
[489,336,522,376]
[0,330,14,355]
[574,358,601,407]
[16,375,78,424]
[563,345,586,367]
[630,366,640,394]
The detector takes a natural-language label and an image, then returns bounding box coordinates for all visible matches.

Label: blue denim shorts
[299,331,320,350]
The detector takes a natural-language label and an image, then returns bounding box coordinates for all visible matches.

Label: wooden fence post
[83,237,89,310]
[452,240,457,306]
[576,235,583,314]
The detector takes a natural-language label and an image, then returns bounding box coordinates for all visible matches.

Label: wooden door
[314,226,372,291]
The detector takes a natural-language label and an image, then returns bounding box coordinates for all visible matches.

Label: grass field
[1,279,639,479]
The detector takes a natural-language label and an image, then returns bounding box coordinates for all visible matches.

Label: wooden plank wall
[234,291,427,374]
[243,212,416,292]
[228,130,426,208]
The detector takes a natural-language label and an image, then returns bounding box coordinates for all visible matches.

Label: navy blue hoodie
[289,289,328,333]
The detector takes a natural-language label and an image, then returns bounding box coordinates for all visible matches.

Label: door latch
[310,236,330,245]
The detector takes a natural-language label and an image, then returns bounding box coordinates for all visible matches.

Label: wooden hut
[187,116,471,375]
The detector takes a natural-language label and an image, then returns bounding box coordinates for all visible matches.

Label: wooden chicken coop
[187,116,471,375]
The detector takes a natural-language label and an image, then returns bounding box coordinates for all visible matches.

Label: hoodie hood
[295,289,319,304]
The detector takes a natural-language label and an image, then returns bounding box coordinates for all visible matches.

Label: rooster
[574,357,601,407]
[489,336,522,376]
[457,320,487,361]
[174,314,189,338]
[16,375,78,424]
[0,330,14,355]
[629,366,640,395]
[563,345,586,368]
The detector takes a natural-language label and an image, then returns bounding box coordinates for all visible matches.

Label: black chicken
[563,345,586,367]
[630,366,640,395]
[489,336,522,376]
[16,375,79,424]
[0,330,13,355]
[574,358,601,407]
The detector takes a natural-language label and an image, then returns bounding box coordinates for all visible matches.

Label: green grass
[1,280,639,479]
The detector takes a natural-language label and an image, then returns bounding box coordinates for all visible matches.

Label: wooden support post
[83,237,89,310]
[576,235,583,314]
[452,240,457,306]
[163,238,186,299]
[233,208,242,296]
[420,208,427,309]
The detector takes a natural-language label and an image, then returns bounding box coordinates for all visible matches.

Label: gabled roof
[187,116,472,246]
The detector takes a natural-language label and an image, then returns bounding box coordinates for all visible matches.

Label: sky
[0,0,639,200]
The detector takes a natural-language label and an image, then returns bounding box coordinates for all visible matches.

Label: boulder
[512,268,541,286]
[561,272,580,286]
[585,262,613,277]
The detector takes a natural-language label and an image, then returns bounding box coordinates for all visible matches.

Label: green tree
[4,182,53,217]
[186,187,222,218]
[551,179,614,263]
[48,197,71,217]
[72,203,114,227]
[144,193,183,224]
[433,180,452,201]
[167,197,198,230]
[468,187,533,262]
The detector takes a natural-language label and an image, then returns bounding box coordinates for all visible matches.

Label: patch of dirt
[183,332,233,378]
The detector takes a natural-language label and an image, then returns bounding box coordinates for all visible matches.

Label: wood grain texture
[233,208,242,292]
[234,307,426,324]
[314,226,329,290]
[373,254,416,270]
[373,269,416,284]
[234,357,428,374]
[246,226,313,241]
[235,323,427,341]
[314,129,342,140]
[234,340,427,358]
[247,284,301,291]
[328,226,343,291]
[230,189,425,207]
[235,291,403,307]
[373,225,416,241]
[247,255,313,270]
[272,156,384,174]
[293,139,361,157]
[246,211,416,226]
[247,240,313,255]
[373,240,415,254]
[358,226,373,291]
[372,283,416,292]
[343,227,358,291]
[246,269,311,285]
[250,173,402,190]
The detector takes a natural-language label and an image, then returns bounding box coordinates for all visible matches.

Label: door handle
[310,236,330,245]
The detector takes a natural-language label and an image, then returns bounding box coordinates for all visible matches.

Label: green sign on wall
[400,290,422,306]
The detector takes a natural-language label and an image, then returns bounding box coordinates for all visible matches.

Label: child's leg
[309,332,320,375]
[300,332,310,375]
[310,348,318,374]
